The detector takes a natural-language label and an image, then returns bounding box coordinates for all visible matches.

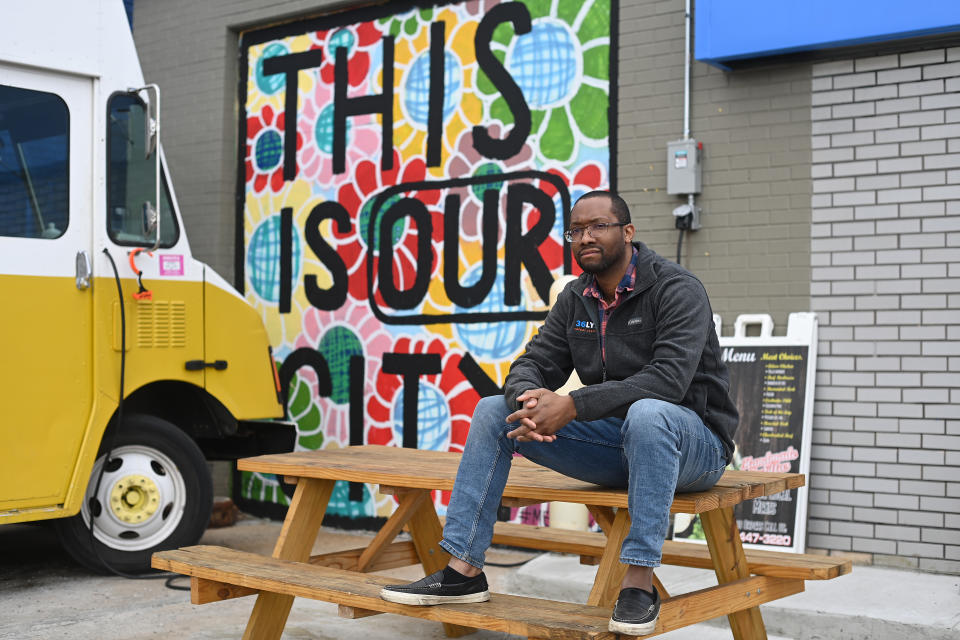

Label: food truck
[0,0,290,572]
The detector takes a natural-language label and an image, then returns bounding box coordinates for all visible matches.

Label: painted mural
[238,0,616,521]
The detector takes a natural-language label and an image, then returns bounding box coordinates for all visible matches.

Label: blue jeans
[439,395,727,568]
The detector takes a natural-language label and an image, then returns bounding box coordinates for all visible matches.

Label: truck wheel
[54,414,212,574]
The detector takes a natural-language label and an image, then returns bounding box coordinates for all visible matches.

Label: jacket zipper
[599,305,608,383]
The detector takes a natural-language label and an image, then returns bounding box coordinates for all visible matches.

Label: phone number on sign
[740,532,792,546]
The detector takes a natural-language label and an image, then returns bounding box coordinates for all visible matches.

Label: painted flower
[274,301,398,518]
[421,259,538,389]
[367,335,478,453]
[246,34,317,116]
[239,470,291,507]
[366,335,480,509]
[285,369,324,450]
[328,150,443,304]
[476,0,611,164]
[293,300,393,448]
[377,6,437,40]
[444,123,535,244]
[387,7,483,175]
[308,22,382,88]
[245,104,303,193]
[244,180,328,347]
[296,71,381,187]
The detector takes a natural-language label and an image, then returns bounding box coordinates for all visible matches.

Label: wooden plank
[488,521,605,556]
[156,546,804,639]
[154,546,617,639]
[271,478,335,561]
[356,490,428,572]
[243,477,335,640]
[308,541,420,572]
[405,491,472,638]
[338,605,383,619]
[649,575,803,636]
[500,497,546,508]
[381,485,543,510]
[652,572,670,600]
[586,506,615,534]
[483,521,850,580]
[180,522,844,607]
[662,540,852,580]
[586,508,630,608]
[239,446,803,513]
[376,484,402,496]
[190,576,257,604]
[701,507,768,640]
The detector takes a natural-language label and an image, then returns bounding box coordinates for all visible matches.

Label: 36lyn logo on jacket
[627,317,643,327]
[573,319,596,333]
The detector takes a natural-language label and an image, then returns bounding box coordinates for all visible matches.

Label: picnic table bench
[153,445,850,639]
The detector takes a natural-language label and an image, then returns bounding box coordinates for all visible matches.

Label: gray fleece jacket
[503,242,739,461]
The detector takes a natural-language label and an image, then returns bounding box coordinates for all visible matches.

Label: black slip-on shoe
[379,569,490,606]
[608,586,660,635]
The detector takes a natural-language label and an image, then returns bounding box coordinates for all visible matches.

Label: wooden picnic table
[153,445,849,639]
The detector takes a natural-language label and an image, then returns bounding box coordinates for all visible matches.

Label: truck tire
[54,414,213,574]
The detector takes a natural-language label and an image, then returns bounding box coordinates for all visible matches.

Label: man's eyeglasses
[563,222,628,243]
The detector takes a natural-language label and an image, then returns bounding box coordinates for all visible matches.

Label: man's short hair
[574,190,632,225]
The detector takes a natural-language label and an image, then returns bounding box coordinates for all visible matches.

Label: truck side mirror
[142,201,158,236]
[141,84,160,160]
[130,84,161,249]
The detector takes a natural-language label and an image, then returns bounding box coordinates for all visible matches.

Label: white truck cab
[0,0,290,572]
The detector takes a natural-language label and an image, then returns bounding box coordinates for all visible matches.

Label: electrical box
[667,139,701,195]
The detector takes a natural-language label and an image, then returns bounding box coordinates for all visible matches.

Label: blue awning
[696,1,960,68]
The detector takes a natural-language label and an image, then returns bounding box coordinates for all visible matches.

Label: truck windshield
[107,93,178,247]
[0,83,69,240]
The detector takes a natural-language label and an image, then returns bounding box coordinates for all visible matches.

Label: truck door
[0,65,94,510]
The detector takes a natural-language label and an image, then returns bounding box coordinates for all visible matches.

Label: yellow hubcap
[109,474,160,523]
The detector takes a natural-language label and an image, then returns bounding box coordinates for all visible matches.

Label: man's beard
[576,244,625,274]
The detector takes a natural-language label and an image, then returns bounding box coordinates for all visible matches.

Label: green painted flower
[377,6,435,38]
[287,371,325,449]
[476,0,611,164]
[317,326,364,406]
[237,369,323,506]
[239,470,291,506]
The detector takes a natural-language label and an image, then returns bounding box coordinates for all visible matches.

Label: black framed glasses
[563,222,627,242]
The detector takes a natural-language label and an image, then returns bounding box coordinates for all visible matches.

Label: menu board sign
[728,344,808,548]
[674,313,817,553]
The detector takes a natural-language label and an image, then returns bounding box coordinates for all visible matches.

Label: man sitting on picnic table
[381,191,739,635]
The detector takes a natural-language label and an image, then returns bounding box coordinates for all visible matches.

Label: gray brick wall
[809,46,960,574]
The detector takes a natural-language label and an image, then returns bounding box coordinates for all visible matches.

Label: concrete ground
[1,515,956,639]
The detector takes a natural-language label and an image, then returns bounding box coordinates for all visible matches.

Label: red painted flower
[366,335,480,507]
[309,22,381,88]
[330,150,443,304]
[245,104,302,193]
